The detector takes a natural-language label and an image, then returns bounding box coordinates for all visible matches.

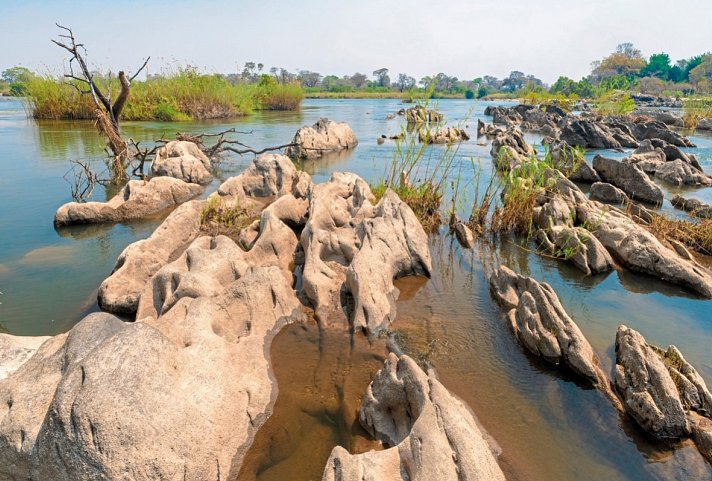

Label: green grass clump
[593,90,635,116]
[200,196,258,239]
[682,97,712,129]
[255,75,303,110]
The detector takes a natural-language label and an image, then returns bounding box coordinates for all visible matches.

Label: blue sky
[1,0,711,83]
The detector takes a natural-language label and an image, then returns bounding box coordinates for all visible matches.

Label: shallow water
[0,96,710,480]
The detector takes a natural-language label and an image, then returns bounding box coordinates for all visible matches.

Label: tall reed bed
[25,69,303,121]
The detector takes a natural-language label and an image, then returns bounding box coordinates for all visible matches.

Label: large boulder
[0,265,303,481]
[150,140,213,185]
[405,105,443,123]
[560,119,638,149]
[654,159,712,186]
[285,118,358,160]
[489,266,622,410]
[630,120,695,147]
[0,334,51,382]
[589,182,629,204]
[614,326,712,441]
[592,155,663,204]
[54,177,203,226]
[300,172,431,334]
[322,353,506,481]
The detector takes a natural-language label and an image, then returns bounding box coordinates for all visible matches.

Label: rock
[490,128,535,171]
[613,325,712,439]
[404,105,442,123]
[655,159,712,186]
[651,139,703,171]
[322,353,506,481]
[630,120,695,147]
[671,195,712,219]
[54,177,203,226]
[689,412,712,463]
[0,266,303,481]
[543,137,600,182]
[99,154,310,315]
[454,221,475,248]
[592,155,663,204]
[419,126,469,144]
[285,118,358,160]
[549,175,712,298]
[589,182,629,204]
[489,266,622,409]
[477,119,506,137]
[97,200,205,314]
[560,119,638,149]
[634,110,684,127]
[150,140,213,185]
[376,137,385,145]
[623,141,667,174]
[0,334,50,382]
[697,118,712,131]
[300,173,431,334]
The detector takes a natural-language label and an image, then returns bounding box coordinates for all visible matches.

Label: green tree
[592,43,646,82]
[1,66,33,96]
[640,53,671,79]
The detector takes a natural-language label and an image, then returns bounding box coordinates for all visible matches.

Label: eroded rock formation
[322,353,506,481]
[54,177,203,226]
[150,140,213,185]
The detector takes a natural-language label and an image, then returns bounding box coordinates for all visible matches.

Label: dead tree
[52,24,149,177]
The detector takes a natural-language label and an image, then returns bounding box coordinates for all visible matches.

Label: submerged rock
[54,177,203,226]
[489,266,622,409]
[285,118,358,160]
[592,155,663,204]
[614,326,712,441]
[323,353,506,481]
[150,140,213,185]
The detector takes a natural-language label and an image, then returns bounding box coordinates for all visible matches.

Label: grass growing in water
[370,104,459,232]
[25,68,303,121]
[646,213,712,255]
[682,97,712,129]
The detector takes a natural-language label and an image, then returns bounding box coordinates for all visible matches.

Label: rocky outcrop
[592,155,663,204]
[636,109,684,127]
[489,266,622,409]
[560,119,638,149]
[285,118,358,160]
[671,195,712,219]
[490,128,535,170]
[548,175,712,298]
[589,182,629,204]
[477,119,506,137]
[0,334,50,382]
[485,104,561,132]
[533,193,614,275]
[404,105,443,123]
[322,353,506,481]
[300,172,431,334]
[630,120,694,147]
[655,159,712,186]
[150,140,213,185]
[614,326,712,441]
[98,154,310,315]
[543,137,600,182]
[54,177,203,226]
[0,262,303,481]
[97,200,205,314]
[419,126,469,144]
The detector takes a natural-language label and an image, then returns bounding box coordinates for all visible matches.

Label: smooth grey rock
[655,159,712,186]
[455,221,475,248]
[285,118,358,160]
[54,177,203,226]
[489,266,621,409]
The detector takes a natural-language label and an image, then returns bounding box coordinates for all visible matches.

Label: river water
[0,96,710,481]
